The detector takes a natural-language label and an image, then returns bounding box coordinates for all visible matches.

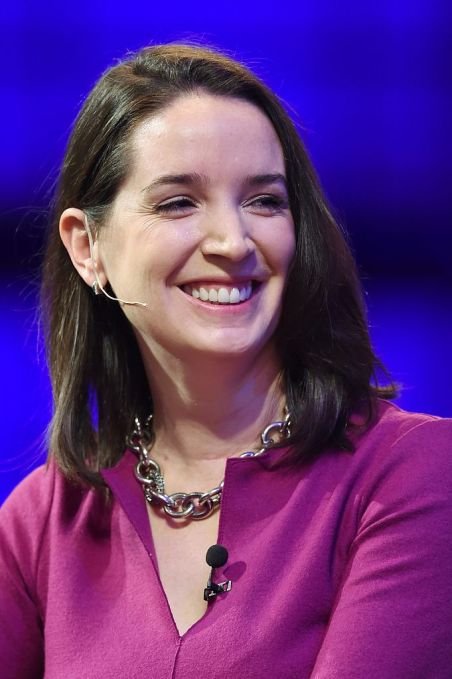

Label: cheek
[143,221,199,265]
[115,230,192,287]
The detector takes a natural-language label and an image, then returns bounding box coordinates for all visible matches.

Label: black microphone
[204,544,232,602]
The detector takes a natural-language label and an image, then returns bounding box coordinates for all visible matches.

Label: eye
[155,197,197,215]
[245,194,289,214]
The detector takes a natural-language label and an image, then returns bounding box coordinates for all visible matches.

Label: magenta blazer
[1,401,452,677]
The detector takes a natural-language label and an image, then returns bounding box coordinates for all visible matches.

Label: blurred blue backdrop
[1,0,451,503]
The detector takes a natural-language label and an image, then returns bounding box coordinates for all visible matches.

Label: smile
[181,282,256,305]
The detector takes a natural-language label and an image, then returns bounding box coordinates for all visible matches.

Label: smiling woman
[59,94,295,367]
[1,43,451,678]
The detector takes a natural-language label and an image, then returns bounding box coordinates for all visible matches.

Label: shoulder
[365,398,450,442]
[350,400,452,515]
[0,461,61,570]
[357,399,451,461]
[1,461,57,533]
[0,461,58,611]
[0,458,99,575]
[310,403,452,676]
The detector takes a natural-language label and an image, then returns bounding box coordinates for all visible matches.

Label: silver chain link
[128,410,292,521]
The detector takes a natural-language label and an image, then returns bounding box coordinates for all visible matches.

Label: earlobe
[59,208,108,289]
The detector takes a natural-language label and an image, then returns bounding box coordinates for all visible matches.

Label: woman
[1,43,451,678]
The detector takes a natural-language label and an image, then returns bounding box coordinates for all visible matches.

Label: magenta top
[1,401,452,678]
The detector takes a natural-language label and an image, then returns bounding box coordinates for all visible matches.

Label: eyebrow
[245,173,288,190]
[141,172,288,194]
[141,173,208,193]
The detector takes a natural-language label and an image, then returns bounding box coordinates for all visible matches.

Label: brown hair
[41,43,395,486]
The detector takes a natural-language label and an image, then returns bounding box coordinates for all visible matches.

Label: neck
[137,341,286,465]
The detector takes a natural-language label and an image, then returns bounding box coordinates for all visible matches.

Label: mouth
[180,281,261,306]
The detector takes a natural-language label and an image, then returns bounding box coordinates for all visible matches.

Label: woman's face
[98,93,295,364]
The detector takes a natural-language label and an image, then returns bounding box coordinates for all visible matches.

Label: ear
[59,208,108,289]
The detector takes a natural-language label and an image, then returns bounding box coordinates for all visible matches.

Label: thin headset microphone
[84,216,148,308]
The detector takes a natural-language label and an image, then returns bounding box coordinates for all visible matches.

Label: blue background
[1,1,451,503]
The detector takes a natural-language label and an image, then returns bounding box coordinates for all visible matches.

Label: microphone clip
[204,544,231,602]
[203,578,232,602]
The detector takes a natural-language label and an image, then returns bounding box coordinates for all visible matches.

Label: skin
[60,92,295,634]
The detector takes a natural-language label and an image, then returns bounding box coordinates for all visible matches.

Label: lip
[178,275,264,287]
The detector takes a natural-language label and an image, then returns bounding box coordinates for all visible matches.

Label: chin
[174,332,275,362]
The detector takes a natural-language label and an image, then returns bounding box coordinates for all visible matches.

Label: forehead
[125,93,286,186]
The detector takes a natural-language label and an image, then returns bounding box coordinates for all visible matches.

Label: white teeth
[218,288,230,304]
[229,288,240,304]
[188,282,254,305]
[240,284,252,302]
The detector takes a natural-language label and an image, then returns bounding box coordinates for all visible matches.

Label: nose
[200,206,255,262]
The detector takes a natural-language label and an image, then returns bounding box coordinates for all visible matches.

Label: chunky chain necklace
[128,410,292,521]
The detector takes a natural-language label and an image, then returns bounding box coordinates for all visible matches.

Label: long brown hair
[41,43,395,486]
